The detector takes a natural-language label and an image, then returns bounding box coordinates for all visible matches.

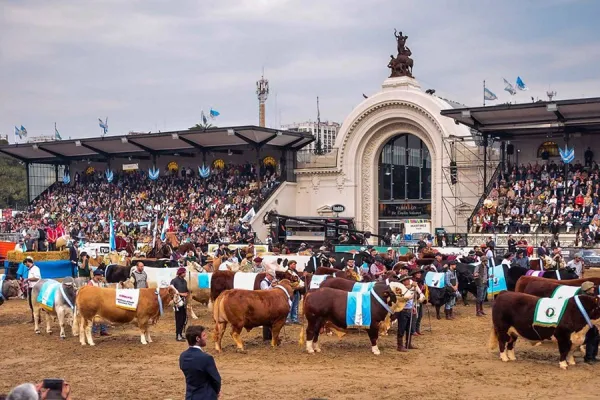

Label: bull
[213,279,294,352]
[505,266,578,291]
[0,276,20,306]
[209,270,298,302]
[31,278,77,339]
[489,291,600,369]
[73,285,181,345]
[515,276,600,294]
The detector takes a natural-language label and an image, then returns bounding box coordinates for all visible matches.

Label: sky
[1,0,599,141]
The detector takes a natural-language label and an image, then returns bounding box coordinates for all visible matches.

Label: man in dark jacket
[581,281,599,364]
[180,325,221,400]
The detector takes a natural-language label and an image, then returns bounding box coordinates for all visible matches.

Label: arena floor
[2,273,600,400]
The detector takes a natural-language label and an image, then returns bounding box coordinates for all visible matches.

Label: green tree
[314,136,324,155]
[189,122,214,131]
[0,155,26,208]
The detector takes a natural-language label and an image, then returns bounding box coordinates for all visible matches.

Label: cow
[505,266,578,291]
[98,264,132,284]
[31,278,77,339]
[130,258,178,269]
[300,282,412,355]
[315,267,361,281]
[489,291,600,369]
[73,285,181,345]
[209,270,298,302]
[518,278,591,298]
[213,279,294,352]
[455,262,479,305]
[0,277,20,306]
[515,276,600,295]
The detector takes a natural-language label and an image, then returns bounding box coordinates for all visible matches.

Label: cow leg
[79,315,87,345]
[271,318,285,347]
[85,319,96,346]
[214,321,227,353]
[555,332,572,370]
[45,311,53,334]
[506,332,518,361]
[33,305,41,334]
[461,289,469,306]
[312,319,324,353]
[57,307,67,339]
[305,318,316,354]
[497,329,510,362]
[230,327,245,352]
[139,324,148,345]
[368,326,381,355]
[188,303,199,320]
[435,305,441,320]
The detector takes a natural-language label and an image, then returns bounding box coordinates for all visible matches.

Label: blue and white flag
[20,125,28,137]
[209,108,220,118]
[160,213,169,241]
[346,291,372,327]
[559,145,575,164]
[37,280,60,312]
[151,214,158,248]
[198,273,212,289]
[240,207,256,223]
[14,126,22,140]
[109,214,116,251]
[98,117,108,136]
[484,88,498,101]
[55,123,62,140]
[351,282,376,293]
[488,265,507,295]
[503,78,516,95]
[516,76,528,91]
[424,271,445,289]
[201,110,208,125]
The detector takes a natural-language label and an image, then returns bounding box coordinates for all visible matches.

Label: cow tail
[488,327,499,351]
[212,295,224,343]
[299,320,305,346]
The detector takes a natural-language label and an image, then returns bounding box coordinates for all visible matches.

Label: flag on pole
[20,125,28,137]
[151,214,158,248]
[55,123,62,140]
[516,76,528,91]
[98,117,108,136]
[201,110,208,125]
[109,214,116,251]
[240,207,256,223]
[209,108,220,118]
[160,213,169,241]
[14,126,22,140]
[484,88,498,101]
[503,78,516,95]
[559,145,575,164]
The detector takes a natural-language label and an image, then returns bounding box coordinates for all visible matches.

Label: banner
[122,163,139,171]
[207,244,268,255]
[402,219,431,234]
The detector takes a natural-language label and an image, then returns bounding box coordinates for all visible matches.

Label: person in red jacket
[46,225,57,251]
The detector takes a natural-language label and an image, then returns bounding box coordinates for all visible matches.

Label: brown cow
[213,279,293,352]
[73,285,180,346]
[314,267,360,281]
[489,291,600,369]
[300,282,412,355]
[210,270,298,301]
[515,276,600,294]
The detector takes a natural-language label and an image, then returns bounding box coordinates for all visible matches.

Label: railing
[296,149,338,169]
[466,162,502,232]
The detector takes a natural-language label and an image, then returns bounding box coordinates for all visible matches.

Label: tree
[188,122,214,131]
[313,136,324,155]
[0,155,26,208]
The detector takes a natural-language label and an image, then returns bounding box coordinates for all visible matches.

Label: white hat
[387,247,393,251]
[267,270,276,278]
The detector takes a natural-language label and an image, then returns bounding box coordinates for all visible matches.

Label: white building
[282,121,340,153]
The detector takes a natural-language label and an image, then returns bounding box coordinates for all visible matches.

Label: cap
[398,274,411,282]
[24,256,34,263]
[93,269,104,276]
[177,267,186,275]
[582,281,594,292]
[448,259,457,265]
[254,257,263,263]
[387,247,393,251]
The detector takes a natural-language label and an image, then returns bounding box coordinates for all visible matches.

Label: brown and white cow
[213,279,294,352]
[489,291,600,369]
[209,270,298,302]
[73,285,180,345]
[31,278,77,339]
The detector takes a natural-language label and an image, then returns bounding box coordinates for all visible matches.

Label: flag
[241,207,256,223]
[98,117,108,135]
[201,110,208,125]
[151,214,158,248]
[55,123,62,140]
[210,108,220,118]
[20,125,28,137]
[109,214,116,251]
[14,126,21,140]
[516,76,528,91]
[484,88,498,101]
[503,78,516,95]
[559,145,575,164]
[160,213,169,241]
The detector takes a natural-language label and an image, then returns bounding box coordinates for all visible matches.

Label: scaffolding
[440,134,500,233]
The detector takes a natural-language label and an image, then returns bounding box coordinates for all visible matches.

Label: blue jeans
[287,291,300,322]
[445,293,456,310]
[92,323,108,334]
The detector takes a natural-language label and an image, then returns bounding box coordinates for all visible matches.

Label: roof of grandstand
[0,125,315,164]
[441,97,600,138]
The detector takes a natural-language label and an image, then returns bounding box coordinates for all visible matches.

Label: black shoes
[176,334,185,342]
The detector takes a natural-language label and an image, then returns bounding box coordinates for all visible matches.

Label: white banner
[115,289,140,311]
[402,219,431,234]
[207,244,268,255]
[122,163,139,171]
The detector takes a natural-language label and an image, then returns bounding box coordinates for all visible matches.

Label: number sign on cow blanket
[233,272,258,290]
[310,275,328,290]
[115,289,140,311]
[37,280,61,312]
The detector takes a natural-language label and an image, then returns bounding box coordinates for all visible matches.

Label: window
[537,141,559,158]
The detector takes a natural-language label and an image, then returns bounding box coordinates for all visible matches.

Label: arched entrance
[377,133,432,239]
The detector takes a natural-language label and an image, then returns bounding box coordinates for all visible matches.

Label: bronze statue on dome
[388,29,414,78]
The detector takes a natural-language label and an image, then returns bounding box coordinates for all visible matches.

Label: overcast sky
[1,0,599,140]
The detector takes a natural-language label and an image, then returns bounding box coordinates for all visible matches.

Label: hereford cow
[0,277,20,306]
[315,267,361,281]
[300,282,411,355]
[73,285,181,345]
[515,276,600,295]
[489,291,600,369]
[519,278,593,299]
[31,278,77,339]
[213,280,294,352]
[209,270,298,302]
[505,266,578,291]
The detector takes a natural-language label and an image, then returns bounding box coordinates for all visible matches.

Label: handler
[260,270,276,341]
[444,260,458,320]
[88,269,109,336]
[581,281,599,364]
[171,267,190,342]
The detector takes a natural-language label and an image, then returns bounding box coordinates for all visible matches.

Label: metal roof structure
[0,125,315,164]
[440,97,600,138]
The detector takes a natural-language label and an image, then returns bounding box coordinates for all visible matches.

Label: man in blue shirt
[179,325,221,400]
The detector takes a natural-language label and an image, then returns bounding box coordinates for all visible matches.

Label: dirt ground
[2,273,600,400]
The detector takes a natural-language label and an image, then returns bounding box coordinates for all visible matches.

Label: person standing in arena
[285,260,301,325]
[88,269,110,336]
[180,325,221,399]
[473,256,488,317]
[130,261,148,288]
[444,260,458,320]
[260,270,276,341]
[24,256,41,323]
[171,267,190,341]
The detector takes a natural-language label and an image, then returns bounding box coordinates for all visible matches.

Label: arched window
[537,141,559,158]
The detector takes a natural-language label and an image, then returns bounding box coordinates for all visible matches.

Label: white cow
[31,277,77,339]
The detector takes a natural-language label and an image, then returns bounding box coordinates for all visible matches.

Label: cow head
[1,279,20,302]
[372,282,398,312]
[388,282,412,312]
[588,295,600,321]
[61,278,77,302]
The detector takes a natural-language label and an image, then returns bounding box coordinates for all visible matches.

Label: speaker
[507,144,514,155]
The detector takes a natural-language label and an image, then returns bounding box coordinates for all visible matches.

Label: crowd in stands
[472,153,600,246]
[0,162,280,248]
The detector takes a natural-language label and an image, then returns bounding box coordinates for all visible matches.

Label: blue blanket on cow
[37,280,60,312]
[346,291,372,328]
[424,272,445,288]
[488,265,507,295]
[351,282,375,293]
[198,273,212,289]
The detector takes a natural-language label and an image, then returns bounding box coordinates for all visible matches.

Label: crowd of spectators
[471,155,600,246]
[0,162,280,248]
